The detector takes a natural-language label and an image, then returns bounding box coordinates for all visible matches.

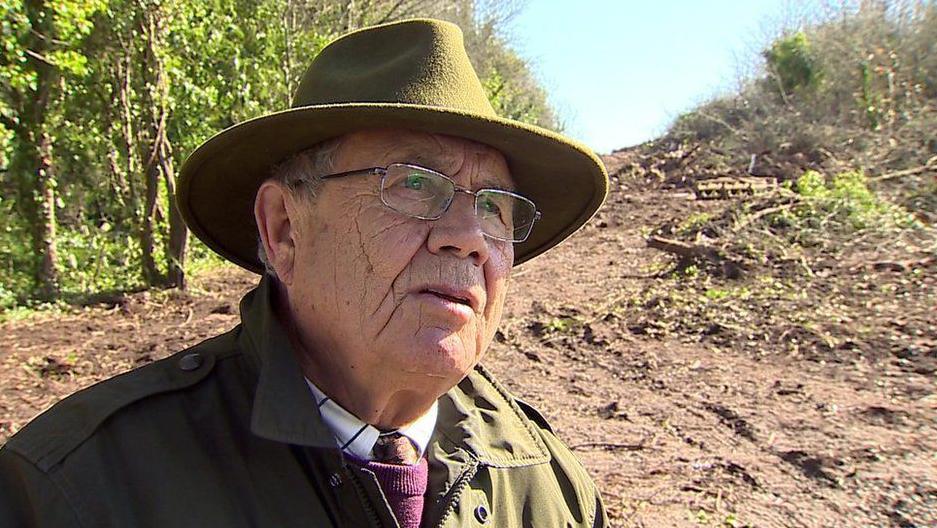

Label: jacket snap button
[178,353,203,371]
[328,473,342,488]
[474,505,489,524]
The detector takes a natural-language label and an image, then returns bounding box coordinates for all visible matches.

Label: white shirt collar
[304,378,438,461]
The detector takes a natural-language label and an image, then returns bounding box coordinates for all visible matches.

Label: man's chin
[396,329,477,379]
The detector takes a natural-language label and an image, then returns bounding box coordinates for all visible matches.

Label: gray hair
[257,136,344,277]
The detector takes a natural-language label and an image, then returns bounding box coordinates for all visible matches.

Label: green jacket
[0,278,608,527]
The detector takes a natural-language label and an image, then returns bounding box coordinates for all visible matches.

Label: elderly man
[0,19,609,528]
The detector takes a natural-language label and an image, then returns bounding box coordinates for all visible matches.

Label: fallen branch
[182,307,194,326]
[849,257,937,273]
[570,441,646,452]
[732,202,797,232]
[646,235,722,262]
[647,235,745,278]
[870,156,937,182]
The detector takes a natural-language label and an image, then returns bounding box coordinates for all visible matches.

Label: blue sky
[512,0,791,153]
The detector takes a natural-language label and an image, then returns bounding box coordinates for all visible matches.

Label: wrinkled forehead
[335,129,515,190]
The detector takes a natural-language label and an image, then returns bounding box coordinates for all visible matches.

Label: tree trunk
[137,2,165,287]
[119,51,139,214]
[163,147,187,289]
[136,1,187,289]
[139,139,163,286]
[12,129,61,299]
[34,131,59,298]
[12,0,62,298]
[155,120,186,289]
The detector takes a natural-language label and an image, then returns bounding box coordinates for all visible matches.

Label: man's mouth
[423,289,470,305]
[418,286,478,311]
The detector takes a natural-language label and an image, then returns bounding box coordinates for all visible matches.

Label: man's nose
[426,192,490,266]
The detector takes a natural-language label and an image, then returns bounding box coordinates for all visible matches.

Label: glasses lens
[475,190,538,242]
[381,164,453,218]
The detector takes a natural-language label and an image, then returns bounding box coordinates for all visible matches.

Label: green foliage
[793,170,827,197]
[704,288,730,301]
[545,316,579,333]
[55,224,143,294]
[793,170,918,230]
[184,237,228,277]
[0,197,31,309]
[481,62,559,130]
[0,204,140,308]
[49,0,106,75]
[0,2,31,93]
[764,31,821,96]
[0,0,110,299]
[0,209,225,311]
[703,286,751,301]
[678,212,714,234]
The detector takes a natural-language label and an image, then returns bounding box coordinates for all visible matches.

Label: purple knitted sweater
[347,455,429,528]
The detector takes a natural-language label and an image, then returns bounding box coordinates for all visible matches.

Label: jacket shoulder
[513,397,556,435]
[4,329,241,472]
[468,364,557,436]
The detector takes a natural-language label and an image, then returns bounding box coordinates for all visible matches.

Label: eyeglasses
[320,163,541,243]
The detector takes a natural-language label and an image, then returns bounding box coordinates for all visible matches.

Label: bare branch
[646,235,723,263]
[374,0,407,24]
[570,441,647,452]
[870,156,937,182]
[29,28,68,47]
[731,202,798,232]
[23,48,55,67]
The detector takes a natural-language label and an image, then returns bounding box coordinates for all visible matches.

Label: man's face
[284,129,514,409]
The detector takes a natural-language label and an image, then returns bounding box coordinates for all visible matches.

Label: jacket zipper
[346,468,386,528]
[432,460,480,528]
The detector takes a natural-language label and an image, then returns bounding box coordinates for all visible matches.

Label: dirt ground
[1,164,934,527]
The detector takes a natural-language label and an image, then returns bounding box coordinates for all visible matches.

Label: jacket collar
[238,276,550,467]
[238,276,335,448]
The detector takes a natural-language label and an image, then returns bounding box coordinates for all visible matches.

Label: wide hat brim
[177,102,608,272]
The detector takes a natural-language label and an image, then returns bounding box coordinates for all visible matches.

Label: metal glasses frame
[319,162,542,243]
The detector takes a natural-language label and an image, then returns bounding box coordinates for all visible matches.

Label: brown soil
[1,154,934,527]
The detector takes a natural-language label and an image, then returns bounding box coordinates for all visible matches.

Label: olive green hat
[177,18,607,271]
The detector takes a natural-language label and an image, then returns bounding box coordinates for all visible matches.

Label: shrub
[764,31,821,97]
[793,169,918,230]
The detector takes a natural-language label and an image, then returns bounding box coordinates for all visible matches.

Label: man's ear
[254,181,298,285]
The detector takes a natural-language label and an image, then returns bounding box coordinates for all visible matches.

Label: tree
[0,0,105,297]
[764,31,821,99]
[138,0,186,287]
[87,0,191,289]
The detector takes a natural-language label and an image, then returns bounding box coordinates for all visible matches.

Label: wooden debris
[692,176,778,200]
[646,236,744,278]
[731,202,798,232]
[646,236,722,262]
[870,155,937,182]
